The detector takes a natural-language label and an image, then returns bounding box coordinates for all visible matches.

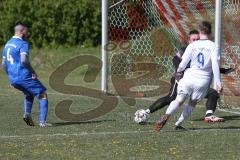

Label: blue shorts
[11,79,47,98]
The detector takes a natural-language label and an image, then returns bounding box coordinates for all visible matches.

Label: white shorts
[177,77,210,101]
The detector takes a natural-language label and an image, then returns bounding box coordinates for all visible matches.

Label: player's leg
[21,78,48,127]
[165,94,186,114]
[174,99,197,130]
[205,88,219,114]
[23,95,35,126]
[204,88,224,122]
[24,95,34,117]
[11,83,35,126]
[155,79,190,131]
[203,67,235,122]
[147,96,172,114]
[172,82,207,130]
[134,77,177,123]
[155,93,187,131]
[148,77,177,113]
[135,94,173,123]
[38,92,48,127]
[164,78,190,116]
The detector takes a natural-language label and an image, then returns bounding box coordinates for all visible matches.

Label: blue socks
[39,98,48,123]
[24,96,34,117]
[24,94,48,124]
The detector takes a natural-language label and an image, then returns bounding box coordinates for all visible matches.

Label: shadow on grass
[162,126,240,132]
[188,126,240,130]
[138,121,155,125]
[51,119,116,127]
[191,115,240,122]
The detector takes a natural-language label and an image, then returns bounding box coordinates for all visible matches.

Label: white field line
[0,91,82,97]
[1,128,240,139]
[0,130,153,139]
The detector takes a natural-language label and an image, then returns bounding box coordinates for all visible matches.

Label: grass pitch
[0,47,240,160]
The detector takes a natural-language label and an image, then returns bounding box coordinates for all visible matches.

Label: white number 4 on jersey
[6,48,14,64]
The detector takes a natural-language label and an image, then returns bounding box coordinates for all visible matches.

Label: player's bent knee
[188,99,197,107]
[175,94,187,105]
[25,95,34,101]
[39,93,48,99]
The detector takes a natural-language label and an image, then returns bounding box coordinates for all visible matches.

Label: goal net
[108,0,240,108]
[220,0,240,109]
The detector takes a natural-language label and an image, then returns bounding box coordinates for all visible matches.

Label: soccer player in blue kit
[2,22,48,127]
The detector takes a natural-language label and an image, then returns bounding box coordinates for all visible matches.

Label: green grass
[0,47,240,160]
[30,46,101,70]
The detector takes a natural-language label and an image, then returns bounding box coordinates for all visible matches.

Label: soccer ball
[134,109,150,123]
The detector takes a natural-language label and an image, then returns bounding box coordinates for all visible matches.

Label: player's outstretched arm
[177,45,192,73]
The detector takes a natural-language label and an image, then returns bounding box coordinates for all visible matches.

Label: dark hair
[14,21,30,28]
[189,29,199,35]
[199,21,211,35]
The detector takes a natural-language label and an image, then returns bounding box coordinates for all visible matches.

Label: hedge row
[0,0,101,48]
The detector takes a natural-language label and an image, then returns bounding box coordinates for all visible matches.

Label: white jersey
[178,39,221,87]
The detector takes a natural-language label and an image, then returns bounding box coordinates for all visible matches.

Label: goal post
[101,0,108,93]
[103,0,240,108]
[215,0,222,56]
[219,0,240,108]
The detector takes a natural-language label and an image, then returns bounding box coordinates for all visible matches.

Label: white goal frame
[101,0,223,93]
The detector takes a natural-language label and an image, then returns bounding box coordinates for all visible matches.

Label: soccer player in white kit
[155,21,223,132]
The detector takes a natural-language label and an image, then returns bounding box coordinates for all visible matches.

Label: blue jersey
[2,36,32,83]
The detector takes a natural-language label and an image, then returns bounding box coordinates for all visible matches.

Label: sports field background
[0,47,240,160]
